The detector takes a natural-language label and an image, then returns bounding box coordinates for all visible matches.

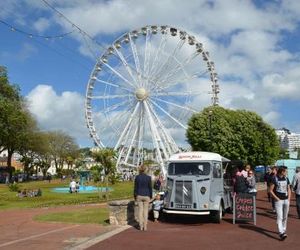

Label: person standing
[134,165,152,231]
[246,170,257,196]
[292,167,300,219]
[264,167,272,202]
[233,168,248,194]
[241,164,251,178]
[69,179,76,193]
[269,166,291,240]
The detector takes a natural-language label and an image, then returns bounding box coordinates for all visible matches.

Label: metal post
[208,110,213,144]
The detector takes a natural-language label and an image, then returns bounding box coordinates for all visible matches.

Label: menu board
[233,193,256,225]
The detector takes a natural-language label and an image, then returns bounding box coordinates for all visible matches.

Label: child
[152,194,164,222]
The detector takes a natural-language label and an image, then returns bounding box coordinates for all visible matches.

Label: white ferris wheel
[85,25,219,176]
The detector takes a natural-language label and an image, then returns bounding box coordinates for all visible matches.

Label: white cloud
[33,17,51,33]
[26,85,91,144]
[262,71,300,100]
[263,111,281,126]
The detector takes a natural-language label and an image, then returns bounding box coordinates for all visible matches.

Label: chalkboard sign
[233,193,256,225]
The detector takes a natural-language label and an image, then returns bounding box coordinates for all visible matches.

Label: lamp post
[208,110,213,148]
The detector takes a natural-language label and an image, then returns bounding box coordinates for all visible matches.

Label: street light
[208,110,213,146]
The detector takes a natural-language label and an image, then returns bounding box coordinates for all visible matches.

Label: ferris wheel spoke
[153,69,208,92]
[103,102,135,130]
[143,28,152,84]
[92,94,132,100]
[152,90,207,97]
[95,77,132,93]
[148,33,168,80]
[123,124,139,164]
[143,101,165,170]
[103,62,136,90]
[136,107,145,164]
[129,33,142,82]
[101,99,132,114]
[150,38,186,85]
[156,52,199,87]
[149,99,187,129]
[114,102,140,151]
[151,96,198,113]
[147,101,178,157]
[113,45,140,87]
[145,100,171,175]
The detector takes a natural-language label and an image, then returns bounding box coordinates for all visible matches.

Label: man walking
[269,166,291,240]
[134,165,152,231]
[292,167,300,219]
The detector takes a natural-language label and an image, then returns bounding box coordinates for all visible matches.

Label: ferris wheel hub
[135,88,148,100]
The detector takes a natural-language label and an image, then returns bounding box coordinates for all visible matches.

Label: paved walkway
[87,190,300,250]
[0,185,299,250]
[0,204,118,250]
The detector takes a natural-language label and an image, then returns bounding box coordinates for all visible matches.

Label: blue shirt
[134,173,152,198]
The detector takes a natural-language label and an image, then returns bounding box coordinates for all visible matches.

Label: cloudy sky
[1,0,300,148]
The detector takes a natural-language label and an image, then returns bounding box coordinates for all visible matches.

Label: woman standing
[134,165,152,231]
[269,166,291,240]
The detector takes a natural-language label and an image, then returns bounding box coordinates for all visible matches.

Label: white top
[168,151,229,162]
[70,180,76,189]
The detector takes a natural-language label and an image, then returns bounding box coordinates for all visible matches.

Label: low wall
[108,200,137,226]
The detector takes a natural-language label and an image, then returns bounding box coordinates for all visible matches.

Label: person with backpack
[269,166,291,241]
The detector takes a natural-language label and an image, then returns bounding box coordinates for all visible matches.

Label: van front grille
[175,180,193,205]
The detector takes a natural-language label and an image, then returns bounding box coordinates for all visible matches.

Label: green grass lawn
[0,179,134,210]
[34,207,110,225]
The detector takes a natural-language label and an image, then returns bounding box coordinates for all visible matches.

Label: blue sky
[1,0,300,148]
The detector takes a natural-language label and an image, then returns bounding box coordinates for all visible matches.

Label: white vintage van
[163,151,233,223]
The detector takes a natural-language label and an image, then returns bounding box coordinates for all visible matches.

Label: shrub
[8,183,20,192]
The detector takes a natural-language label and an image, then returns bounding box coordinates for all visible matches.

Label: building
[276,129,300,152]
[0,150,23,170]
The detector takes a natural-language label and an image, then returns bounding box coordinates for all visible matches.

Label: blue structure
[275,159,300,181]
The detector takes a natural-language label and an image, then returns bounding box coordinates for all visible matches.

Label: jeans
[136,195,150,230]
[274,199,289,234]
[296,194,300,219]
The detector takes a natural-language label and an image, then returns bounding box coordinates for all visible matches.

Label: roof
[168,151,230,162]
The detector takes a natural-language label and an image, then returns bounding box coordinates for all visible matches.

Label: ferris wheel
[85,25,219,176]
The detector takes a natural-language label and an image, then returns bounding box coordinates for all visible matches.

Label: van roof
[168,151,230,162]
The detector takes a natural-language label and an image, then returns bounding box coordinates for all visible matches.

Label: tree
[92,148,117,181]
[278,148,289,159]
[0,66,38,178]
[186,106,280,166]
[92,148,118,199]
[47,131,79,176]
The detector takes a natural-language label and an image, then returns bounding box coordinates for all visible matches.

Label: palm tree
[92,148,116,200]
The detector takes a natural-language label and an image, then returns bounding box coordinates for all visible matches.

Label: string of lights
[0,19,75,40]
[40,0,107,51]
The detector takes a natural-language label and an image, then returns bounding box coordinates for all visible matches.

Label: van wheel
[211,204,223,223]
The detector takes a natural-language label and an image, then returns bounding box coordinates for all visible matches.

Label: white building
[286,133,300,152]
[276,129,300,152]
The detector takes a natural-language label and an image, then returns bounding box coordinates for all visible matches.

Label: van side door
[209,162,223,203]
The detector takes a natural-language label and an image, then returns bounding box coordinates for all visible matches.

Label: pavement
[0,184,299,250]
[0,204,120,250]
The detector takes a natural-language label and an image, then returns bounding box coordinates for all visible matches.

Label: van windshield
[168,162,210,176]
